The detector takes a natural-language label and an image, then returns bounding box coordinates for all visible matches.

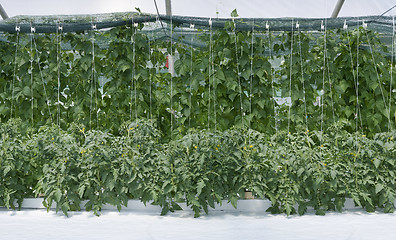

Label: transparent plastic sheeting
[0,11,394,34]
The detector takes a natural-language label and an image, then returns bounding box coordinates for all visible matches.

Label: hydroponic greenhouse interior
[1,1,396,227]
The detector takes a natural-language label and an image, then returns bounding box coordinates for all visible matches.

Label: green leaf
[197,180,205,196]
[297,168,304,177]
[163,180,172,194]
[252,186,264,198]
[54,189,62,203]
[3,165,12,176]
[160,205,169,216]
[171,202,183,211]
[339,80,349,93]
[78,185,86,198]
[61,202,70,216]
[230,9,239,18]
[330,170,337,180]
[375,183,384,194]
[373,158,381,168]
[230,195,238,209]
[352,194,361,207]
[22,86,31,97]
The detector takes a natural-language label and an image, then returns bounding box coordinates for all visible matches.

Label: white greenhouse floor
[1,200,396,240]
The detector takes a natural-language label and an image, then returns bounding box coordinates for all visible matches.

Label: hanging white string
[32,27,53,123]
[287,19,294,139]
[249,20,255,131]
[148,25,152,119]
[155,17,161,122]
[56,22,63,126]
[364,22,389,129]
[267,22,278,132]
[326,59,336,123]
[211,19,216,131]
[129,17,134,121]
[297,21,308,131]
[11,25,20,119]
[30,25,34,124]
[208,18,212,129]
[233,18,244,126]
[170,15,173,138]
[356,18,360,151]
[189,23,194,129]
[90,21,98,128]
[390,16,395,131]
[133,23,138,121]
[345,20,362,131]
[320,20,327,157]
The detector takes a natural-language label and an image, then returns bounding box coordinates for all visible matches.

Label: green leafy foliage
[1,118,396,217]
[1,22,394,137]
[0,18,396,217]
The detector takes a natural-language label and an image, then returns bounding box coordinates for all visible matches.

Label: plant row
[1,118,395,217]
[1,20,395,138]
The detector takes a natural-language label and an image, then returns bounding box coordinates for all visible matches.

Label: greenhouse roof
[1,0,396,19]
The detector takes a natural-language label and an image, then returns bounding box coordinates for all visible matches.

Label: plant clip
[134,23,139,27]
[321,20,324,31]
[343,20,348,30]
[209,18,212,27]
[266,21,270,30]
[190,23,195,29]
[362,21,367,29]
[58,25,63,31]
[30,26,36,33]
[15,26,20,32]
[91,24,97,30]
[296,21,300,29]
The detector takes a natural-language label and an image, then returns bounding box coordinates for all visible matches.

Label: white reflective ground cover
[1,208,395,240]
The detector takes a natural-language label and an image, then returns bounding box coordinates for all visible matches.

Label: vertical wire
[129,17,134,121]
[356,18,360,150]
[390,16,395,131]
[249,20,254,131]
[321,21,326,135]
[268,23,277,132]
[208,19,212,129]
[321,20,327,158]
[287,19,294,139]
[30,28,34,124]
[148,26,152,119]
[89,21,94,129]
[56,22,62,126]
[345,23,362,130]
[297,23,308,131]
[233,19,244,126]
[155,17,160,123]
[189,24,194,129]
[133,25,137,121]
[170,15,173,138]
[56,23,60,126]
[212,22,216,131]
[11,28,20,119]
[33,34,53,123]
[92,26,98,127]
[365,25,389,130]
[326,57,336,123]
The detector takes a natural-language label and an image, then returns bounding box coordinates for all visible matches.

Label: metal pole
[165,0,172,16]
[0,3,9,20]
[165,0,174,76]
[331,0,345,18]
